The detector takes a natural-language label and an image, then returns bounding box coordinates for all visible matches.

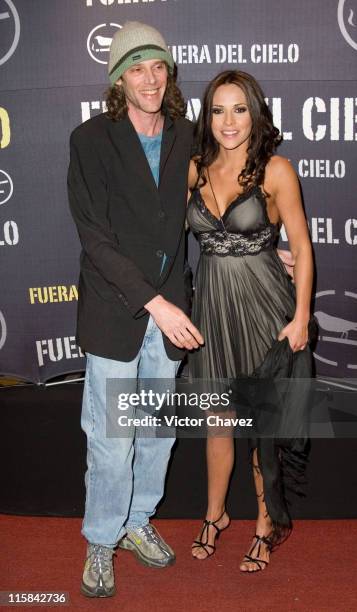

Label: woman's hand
[278,319,309,352]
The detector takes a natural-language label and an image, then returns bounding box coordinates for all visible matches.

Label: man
[68,21,203,598]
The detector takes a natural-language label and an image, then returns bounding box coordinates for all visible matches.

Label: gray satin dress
[187,185,296,379]
[187,185,313,544]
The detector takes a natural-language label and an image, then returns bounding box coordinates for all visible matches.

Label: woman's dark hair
[105,64,186,121]
[194,70,282,190]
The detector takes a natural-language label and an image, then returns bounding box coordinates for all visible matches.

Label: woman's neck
[214,145,248,173]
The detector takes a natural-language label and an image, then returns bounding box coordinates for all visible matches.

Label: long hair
[105,65,186,121]
[194,70,282,190]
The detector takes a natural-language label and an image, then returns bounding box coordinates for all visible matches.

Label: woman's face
[210,83,252,151]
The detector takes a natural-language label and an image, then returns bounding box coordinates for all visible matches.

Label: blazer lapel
[159,114,176,185]
[108,115,159,199]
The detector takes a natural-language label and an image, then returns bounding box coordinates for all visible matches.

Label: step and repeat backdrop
[0,0,356,383]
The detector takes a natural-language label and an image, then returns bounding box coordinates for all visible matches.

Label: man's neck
[128,107,164,137]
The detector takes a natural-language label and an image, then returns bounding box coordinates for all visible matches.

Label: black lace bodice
[187,185,278,257]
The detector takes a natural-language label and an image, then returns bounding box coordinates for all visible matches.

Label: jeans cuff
[125,519,149,530]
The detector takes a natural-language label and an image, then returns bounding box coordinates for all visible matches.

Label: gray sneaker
[118,524,175,568]
[81,544,115,598]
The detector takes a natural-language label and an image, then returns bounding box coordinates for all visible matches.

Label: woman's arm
[266,156,313,351]
[187,159,199,203]
[276,249,295,281]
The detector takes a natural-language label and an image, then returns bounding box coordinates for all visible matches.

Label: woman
[187,70,313,572]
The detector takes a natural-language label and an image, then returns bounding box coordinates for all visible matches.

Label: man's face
[118,59,168,116]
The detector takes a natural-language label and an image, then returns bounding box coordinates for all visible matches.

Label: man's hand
[145,295,204,350]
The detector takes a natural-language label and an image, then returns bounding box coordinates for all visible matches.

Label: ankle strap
[254,534,272,550]
[205,509,226,528]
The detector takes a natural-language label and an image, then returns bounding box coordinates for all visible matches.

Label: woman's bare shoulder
[265,155,296,180]
[264,155,298,194]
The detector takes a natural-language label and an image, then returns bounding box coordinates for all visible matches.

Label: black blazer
[68,112,194,361]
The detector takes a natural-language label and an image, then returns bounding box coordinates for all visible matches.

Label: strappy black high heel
[240,533,273,572]
[192,510,230,560]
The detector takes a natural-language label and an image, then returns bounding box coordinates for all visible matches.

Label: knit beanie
[108,21,174,85]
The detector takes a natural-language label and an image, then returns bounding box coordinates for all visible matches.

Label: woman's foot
[191,510,230,560]
[239,532,272,572]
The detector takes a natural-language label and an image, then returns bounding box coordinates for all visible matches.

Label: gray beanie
[108,21,174,85]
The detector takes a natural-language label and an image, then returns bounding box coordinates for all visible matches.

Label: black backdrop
[1,383,357,518]
[0,0,356,383]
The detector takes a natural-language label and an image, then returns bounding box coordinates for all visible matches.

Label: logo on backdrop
[0,0,20,66]
[79,93,357,144]
[0,169,13,205]
[29,285,78,304]
[36,336,85,367]
[169,43,299,66]
[0,107,11,149]
[338,0,357,50]
[0,310,7,350]
[87,23,121,64]
[314,290,357,372]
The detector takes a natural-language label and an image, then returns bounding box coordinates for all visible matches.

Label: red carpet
[1,516,356,611]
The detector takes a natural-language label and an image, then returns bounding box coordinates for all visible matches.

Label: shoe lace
[89,545,114,574]
[137,524,161,545]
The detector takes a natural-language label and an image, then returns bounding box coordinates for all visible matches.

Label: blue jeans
[81,316,179,547]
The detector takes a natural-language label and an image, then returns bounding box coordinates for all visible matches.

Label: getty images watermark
[105,377,357,439]
[115,386,253,430]
[106,378,256,438]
